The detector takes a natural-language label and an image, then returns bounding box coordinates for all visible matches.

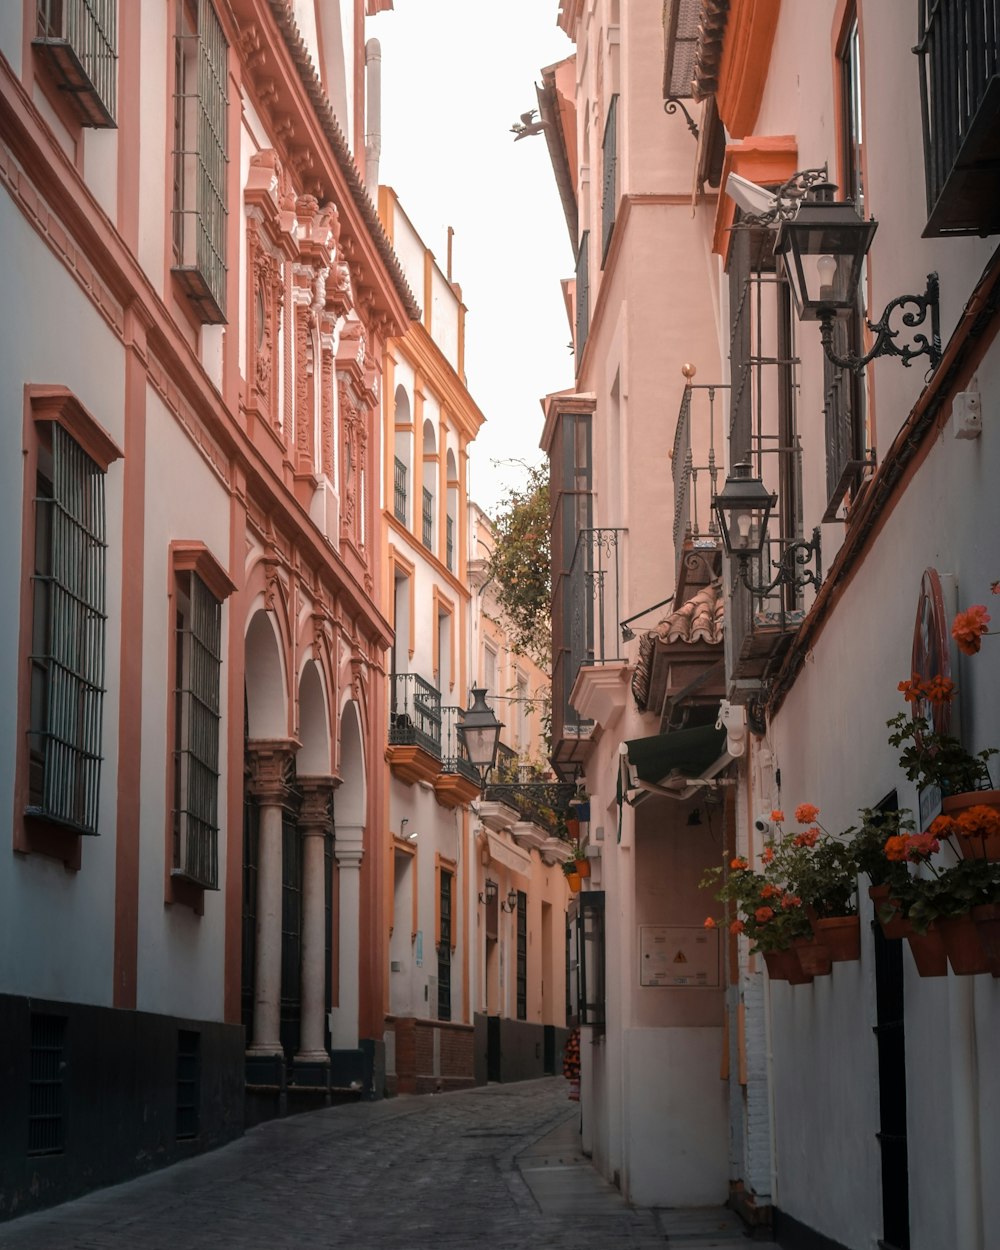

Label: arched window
[393,386,411,527]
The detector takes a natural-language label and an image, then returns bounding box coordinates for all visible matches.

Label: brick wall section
[387,1017,474,1095]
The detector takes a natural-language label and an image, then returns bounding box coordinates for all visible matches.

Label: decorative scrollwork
[664,97,699,140]
[735,166,830,229]
[735,528,822,599]
[819,272,942,375]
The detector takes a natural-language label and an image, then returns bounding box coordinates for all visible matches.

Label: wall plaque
[639,925,720,987]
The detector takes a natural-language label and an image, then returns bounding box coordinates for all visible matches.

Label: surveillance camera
[753,814,773,836]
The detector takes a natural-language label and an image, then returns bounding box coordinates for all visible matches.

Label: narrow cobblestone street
[0,1079,771,1250]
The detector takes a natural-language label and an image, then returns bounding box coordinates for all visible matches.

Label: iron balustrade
[601,95,619,265]
[440,705,481,785]
[916,0,1000,236]
[393,457,408,523]
[421,487,433,550]
[575,231,590,369]
[389,672,442,757]
[671,381,727,580]
[34,0,117,127]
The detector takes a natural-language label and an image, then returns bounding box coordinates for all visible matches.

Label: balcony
[917,0,1000,237]
[434,706,482,809]
[551,527,626,775]
[386,673,442,785]
[484,744,577,846]
[34,0,117,128]
[629,382,726,729]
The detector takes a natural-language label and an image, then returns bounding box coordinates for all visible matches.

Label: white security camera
[753,814,773,836]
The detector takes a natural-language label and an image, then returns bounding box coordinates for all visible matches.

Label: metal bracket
[819,273,942,375]
[735,528,822,599]
[664,97,699,140]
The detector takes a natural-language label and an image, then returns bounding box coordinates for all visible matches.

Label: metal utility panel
[639,925,720,987]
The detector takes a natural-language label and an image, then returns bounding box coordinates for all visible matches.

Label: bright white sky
[369,1,575,517]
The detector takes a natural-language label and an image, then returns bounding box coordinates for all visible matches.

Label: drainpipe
[364,38,381,190]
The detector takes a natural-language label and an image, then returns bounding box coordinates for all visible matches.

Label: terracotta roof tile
[630,582,724,710]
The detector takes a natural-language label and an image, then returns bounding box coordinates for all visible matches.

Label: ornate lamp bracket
[819,272,942,375]
[735,528,822,599]
[663,97,700,140]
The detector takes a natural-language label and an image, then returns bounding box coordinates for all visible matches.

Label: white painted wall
[134,389,232,1023]
[0,198,126,1006]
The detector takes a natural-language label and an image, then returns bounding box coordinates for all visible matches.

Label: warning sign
[639,925,720,988]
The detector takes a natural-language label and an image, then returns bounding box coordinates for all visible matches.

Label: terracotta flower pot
[938,912,992,975]
[906,925,948,977]
[763,948,813,985]
[813,915,861,962]
[565,871,581,893]
[971,903,1000,978]
[868,885,910,941]
[574,858,591,879]
[942,790,1000,861]
[792,936,832,977]
[565,817,581,841]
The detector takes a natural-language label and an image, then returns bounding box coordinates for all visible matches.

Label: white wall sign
[639,925,720,987]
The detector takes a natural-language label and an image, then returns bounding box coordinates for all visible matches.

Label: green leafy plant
[890,676,996,795]
[486,462,551,669]
[701,859,811,953]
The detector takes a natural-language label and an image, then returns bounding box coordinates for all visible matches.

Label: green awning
[615,723,729,841]
[624,724,727,784]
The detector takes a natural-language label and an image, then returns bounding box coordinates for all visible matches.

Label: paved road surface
[0,1078,776,1249]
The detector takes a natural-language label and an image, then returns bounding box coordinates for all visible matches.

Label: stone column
[330,824,364,1050]
[246,740,298,1061]
[295,775,338,1065]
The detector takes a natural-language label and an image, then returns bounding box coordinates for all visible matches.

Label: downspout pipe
[365,38,381,190]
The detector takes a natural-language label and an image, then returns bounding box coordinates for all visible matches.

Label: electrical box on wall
[952,385,982,439]
[639,925,720,987]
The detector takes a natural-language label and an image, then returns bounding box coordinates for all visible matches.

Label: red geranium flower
[755,906,775,924]
[770,810,785,823]
[729,919,745,935]
[730,857,749,871]
[952,605,991,655]
[795,803,820,824]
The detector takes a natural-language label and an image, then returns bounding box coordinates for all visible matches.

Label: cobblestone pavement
[0,1078,777,1249]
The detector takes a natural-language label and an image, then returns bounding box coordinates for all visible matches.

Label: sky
[369,0,575,517]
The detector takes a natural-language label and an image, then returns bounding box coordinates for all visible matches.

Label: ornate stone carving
[247,740,298,805]
[297,776,338,832]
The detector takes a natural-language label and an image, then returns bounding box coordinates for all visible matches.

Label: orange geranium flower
[770,809,785,823]
[792,828,820,848]
[730,919,745,935]
[898,674,923,703]
[761,846,775,864]
[885,834,911,862]
[952,605,991,655]
[730,857,749,870]
[703,917,717,929]
[795,803,820,824]
[761,883,781,899]
[929,814,960,838]
[781,894,802,910]
[904,832,940,860]
[755,906,775,923]
[955,806,1000,838]
[924,675,956,704]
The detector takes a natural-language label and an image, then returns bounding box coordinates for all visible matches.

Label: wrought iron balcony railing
[671,380,727,580]
[393,457,407,524]
[575,231,590,369]
[916,0,1000,237]
[439,705,480,785]
[389,672,441,757]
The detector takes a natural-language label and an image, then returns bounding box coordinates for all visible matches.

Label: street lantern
[774,181,941,374]
[712,462,775,559]
[457,687,502,784]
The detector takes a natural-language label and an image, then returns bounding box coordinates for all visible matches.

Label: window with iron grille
[34,0,117,128]
[575,231,590,367]
[172,0,228,324]
[173,571,222,889]
[29,424,107,835]
[916,0,1000,237]
[393,457,408,524]
[577,891,606,1029]
[446,514,454,571]
[28,1014,66,1156]
[516,891,527,1020]
[438,868,453,1021]
[175,1030,201,1140]
[601,95,619,265]
[824,8,869,519]
[422,487,433,550]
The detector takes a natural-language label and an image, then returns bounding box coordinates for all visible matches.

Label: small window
[28,424,107,835]
[28,1014,67,1156]
[176,1029,201,1140]
[394,457,408,525]
[34,0,117,128]
[172,0,229,323]
[173,571,223,889]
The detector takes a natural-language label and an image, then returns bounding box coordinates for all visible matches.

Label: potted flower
[767,805,861,962]
[847,807,916,939]
[702,854,814,983]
